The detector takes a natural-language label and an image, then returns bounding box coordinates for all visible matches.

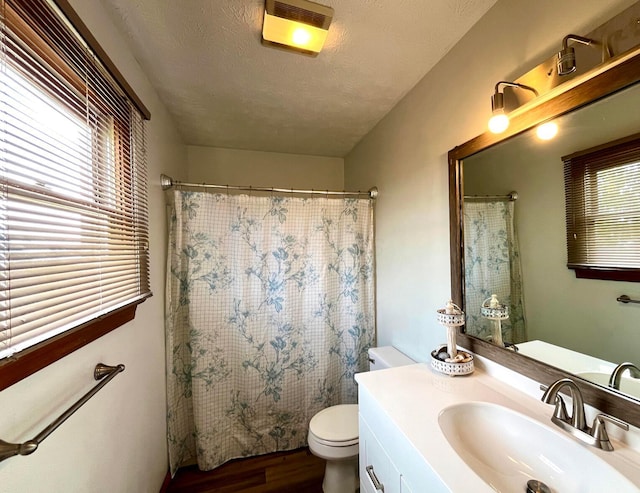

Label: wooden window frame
[0,0,151,391]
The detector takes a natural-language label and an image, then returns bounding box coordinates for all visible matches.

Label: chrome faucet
[541,378,629,451]
[608,362,640,390]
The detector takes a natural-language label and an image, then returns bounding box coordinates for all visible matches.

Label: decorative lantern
[481,294,509,347]
[431,301,474,376]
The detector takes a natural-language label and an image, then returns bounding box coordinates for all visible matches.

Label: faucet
[503,341,519,352]
[541,378,586,430]
[541,378,629,451]
[608,362,640,390]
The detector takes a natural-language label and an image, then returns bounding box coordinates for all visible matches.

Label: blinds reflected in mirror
[563,133,640,281]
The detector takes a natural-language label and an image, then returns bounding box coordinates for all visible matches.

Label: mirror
[449,48,640,427]
[463,79,640,389]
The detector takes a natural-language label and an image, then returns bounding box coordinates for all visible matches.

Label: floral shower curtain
[463,200,526,344]
[165,190,375,475]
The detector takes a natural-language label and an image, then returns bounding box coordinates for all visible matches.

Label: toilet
[307,346,415,493]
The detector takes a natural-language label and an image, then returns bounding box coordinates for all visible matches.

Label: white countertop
[517,340,618,374]
[355,361,640,492]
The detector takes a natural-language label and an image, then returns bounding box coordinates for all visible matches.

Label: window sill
[573,267,640,282]
[0,295,151,391]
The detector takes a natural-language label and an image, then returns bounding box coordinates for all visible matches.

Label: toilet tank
[368,346,415,371]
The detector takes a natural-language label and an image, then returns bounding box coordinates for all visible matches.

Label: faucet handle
[590,414,629,451]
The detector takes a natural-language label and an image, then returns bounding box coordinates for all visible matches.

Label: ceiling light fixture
[488,81,539,134]
[262,0,334,56]
[557,34,595,76]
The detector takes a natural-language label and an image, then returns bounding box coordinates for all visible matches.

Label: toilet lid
[309,404,359,443]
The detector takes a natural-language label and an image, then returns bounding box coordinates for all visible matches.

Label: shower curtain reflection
[464,200,526,345]
[165,190,375,475]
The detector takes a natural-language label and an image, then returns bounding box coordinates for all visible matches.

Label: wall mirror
[449,46,640,426]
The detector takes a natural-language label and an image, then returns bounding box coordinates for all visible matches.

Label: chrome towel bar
[617,295,640,304]
[0,363,125,463]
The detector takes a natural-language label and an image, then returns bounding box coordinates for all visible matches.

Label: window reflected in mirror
[563,134,640,281]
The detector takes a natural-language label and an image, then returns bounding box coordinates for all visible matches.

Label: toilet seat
[309,404,359,447]
[309,432,359,447]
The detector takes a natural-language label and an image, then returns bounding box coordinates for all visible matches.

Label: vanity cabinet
[358,385,448,493]
[360,416,402,493]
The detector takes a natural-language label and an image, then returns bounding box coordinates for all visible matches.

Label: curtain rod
[160,174,378,199]
[464,191,518,201]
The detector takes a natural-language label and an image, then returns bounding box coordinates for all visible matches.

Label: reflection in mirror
[461,77,640,400]
[462,194,524,346]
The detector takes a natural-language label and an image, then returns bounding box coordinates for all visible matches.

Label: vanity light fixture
[557,34,596,76]
[262,0,334,56]
[536,121,559,140]
[488,81,539,134]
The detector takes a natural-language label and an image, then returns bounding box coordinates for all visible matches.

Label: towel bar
[617,295,640,304]
[0,363,124,463]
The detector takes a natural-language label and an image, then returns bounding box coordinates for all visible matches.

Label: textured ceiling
[99,0,498,157]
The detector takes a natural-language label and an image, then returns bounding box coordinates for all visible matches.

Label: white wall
[344,0,637,363]
[0,1,187,492]
[187,146,344,190]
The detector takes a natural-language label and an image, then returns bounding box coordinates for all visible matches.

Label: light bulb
[291,27,312,47]
[536,121,558,140]
[488,111,509,133]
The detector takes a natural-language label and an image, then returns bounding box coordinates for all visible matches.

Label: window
[0,0,151,389]
[563,133,640,281]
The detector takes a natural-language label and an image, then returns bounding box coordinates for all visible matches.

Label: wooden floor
[166,448,326,493]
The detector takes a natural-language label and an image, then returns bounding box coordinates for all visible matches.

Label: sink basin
[438,401,638,492]
[577,371,640,399]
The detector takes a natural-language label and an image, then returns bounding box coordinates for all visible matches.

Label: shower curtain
[463,200,526,344]
[165,190,375,474]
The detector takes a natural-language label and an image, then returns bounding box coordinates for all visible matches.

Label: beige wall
[0,1,187,492]
[187,146,344,190]
[344,0,636,362]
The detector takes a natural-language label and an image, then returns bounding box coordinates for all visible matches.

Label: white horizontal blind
[564,134,640,275]
[0,0,150,358]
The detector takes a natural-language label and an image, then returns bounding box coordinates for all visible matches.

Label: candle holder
[431,301,474,376]
[481,294,509,347]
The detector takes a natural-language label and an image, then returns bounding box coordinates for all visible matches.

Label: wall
[463,80,640,364]
[187,146,344,190]
[0,1,187,492]
[344,0,637,363]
